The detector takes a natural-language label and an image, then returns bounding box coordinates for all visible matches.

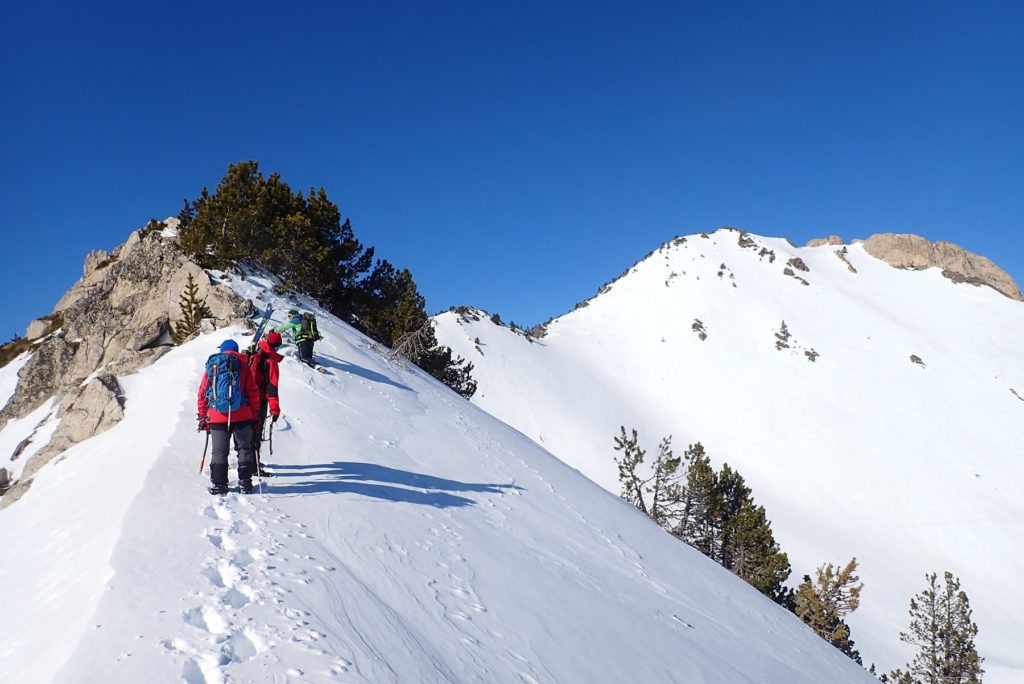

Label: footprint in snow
[183,604,229,635]
[201,558,243,590]
[223,628,261,663]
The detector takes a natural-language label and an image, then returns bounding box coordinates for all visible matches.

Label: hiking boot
[239,478,253,494]
[209,483,229,495]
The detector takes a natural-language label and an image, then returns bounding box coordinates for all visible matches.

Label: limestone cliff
[806,233,1022,301]
[0,224,254,507]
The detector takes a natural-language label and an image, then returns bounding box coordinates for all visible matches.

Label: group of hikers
[196,308,321,495]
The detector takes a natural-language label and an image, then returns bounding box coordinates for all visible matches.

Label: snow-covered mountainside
[0,267,878,683]
[434,229,1024,683]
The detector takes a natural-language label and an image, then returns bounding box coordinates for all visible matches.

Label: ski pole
[254,445,264,496]
[269,420,274,455]
[199,429,209,473]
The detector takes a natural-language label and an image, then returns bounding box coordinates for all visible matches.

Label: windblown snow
[433,229,1024,684]
[0,265,877,683]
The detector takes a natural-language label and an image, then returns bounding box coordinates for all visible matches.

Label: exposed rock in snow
[1,224,255,505]
[862,232,1021,300]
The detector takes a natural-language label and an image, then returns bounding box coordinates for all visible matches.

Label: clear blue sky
[2,1,1021,340]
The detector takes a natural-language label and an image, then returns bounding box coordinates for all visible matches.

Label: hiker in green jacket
[274,308,319,369]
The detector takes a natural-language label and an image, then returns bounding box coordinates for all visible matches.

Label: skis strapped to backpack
[248,303,273,352]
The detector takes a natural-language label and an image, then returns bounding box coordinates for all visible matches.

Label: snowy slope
[0,268,878,684]
[434,229,1024,683]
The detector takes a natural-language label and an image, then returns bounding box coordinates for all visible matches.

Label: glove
[198,417,210,432]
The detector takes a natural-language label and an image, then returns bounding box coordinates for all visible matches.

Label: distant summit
[805,232,1021,301]
[434,228,1024,683]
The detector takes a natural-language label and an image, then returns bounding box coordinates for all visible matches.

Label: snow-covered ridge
[0,264,877,683]
[434,228,1024,683]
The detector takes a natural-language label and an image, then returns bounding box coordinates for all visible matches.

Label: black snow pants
[208,420,256,486]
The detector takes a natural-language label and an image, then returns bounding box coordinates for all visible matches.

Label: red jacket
[250,339,284,418]
[197,350,261,424]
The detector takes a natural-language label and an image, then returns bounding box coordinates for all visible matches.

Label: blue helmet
[219,339,239,353]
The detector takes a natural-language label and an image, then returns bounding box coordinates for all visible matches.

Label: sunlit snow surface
[435,230,1024,683]
[0,261,877,683]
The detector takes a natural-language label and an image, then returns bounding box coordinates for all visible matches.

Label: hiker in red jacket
[248,331,285,474]
[197,339,261,495]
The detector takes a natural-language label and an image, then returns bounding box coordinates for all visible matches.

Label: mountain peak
[434,228,1024,682]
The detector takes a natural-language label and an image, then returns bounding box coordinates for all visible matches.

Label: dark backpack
[204,353,246,413]
[300,312,322,341]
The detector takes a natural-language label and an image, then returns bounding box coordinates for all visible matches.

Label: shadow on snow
[315,352,413,392]
[264,461,522,508]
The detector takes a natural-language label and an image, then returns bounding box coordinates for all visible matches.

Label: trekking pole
[269,420,274,455]
[254,445,264,496]
[199,429,210,473]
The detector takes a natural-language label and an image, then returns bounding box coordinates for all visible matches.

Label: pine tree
[172,273,213,344]
[676,442,717,556]
[647,436,683,529]
[416,344,477,399]
[726,499,793,606]
[890,571,984,684]
[176,160,474,396]
[794,558,863,663]
[611,432,793,604]
[671,447,792,604]
[176,197,194,230]
[613,429,686,529]
[613,427,648,516]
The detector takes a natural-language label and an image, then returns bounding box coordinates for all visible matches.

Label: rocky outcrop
[0,223,255,507]
[804,232,1020,301]
[806,236,844,247]
[1,374,127,506]
[862,233,1022,301]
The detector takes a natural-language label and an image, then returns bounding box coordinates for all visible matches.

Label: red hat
[267,332,283,346]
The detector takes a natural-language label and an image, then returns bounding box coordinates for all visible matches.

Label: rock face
[862,233,1022,301]
[0,225,254,507]
[805,236,844,248]
[805,232,1020,301]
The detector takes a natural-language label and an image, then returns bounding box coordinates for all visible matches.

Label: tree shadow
[315,353,413,391]
[266,461,523,508]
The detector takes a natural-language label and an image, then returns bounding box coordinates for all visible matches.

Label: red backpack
[246,349,271,393]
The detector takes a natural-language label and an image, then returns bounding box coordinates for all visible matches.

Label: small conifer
[172,273,213,344]
[613,427,649,515]
[794,558,863,663]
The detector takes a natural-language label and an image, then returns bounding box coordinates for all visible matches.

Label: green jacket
[273,316,313,343]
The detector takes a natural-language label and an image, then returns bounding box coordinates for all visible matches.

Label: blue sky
[1,1,1021,340]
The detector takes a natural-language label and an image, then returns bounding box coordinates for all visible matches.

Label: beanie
[267,332,283,346]
[219,339,239,353]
